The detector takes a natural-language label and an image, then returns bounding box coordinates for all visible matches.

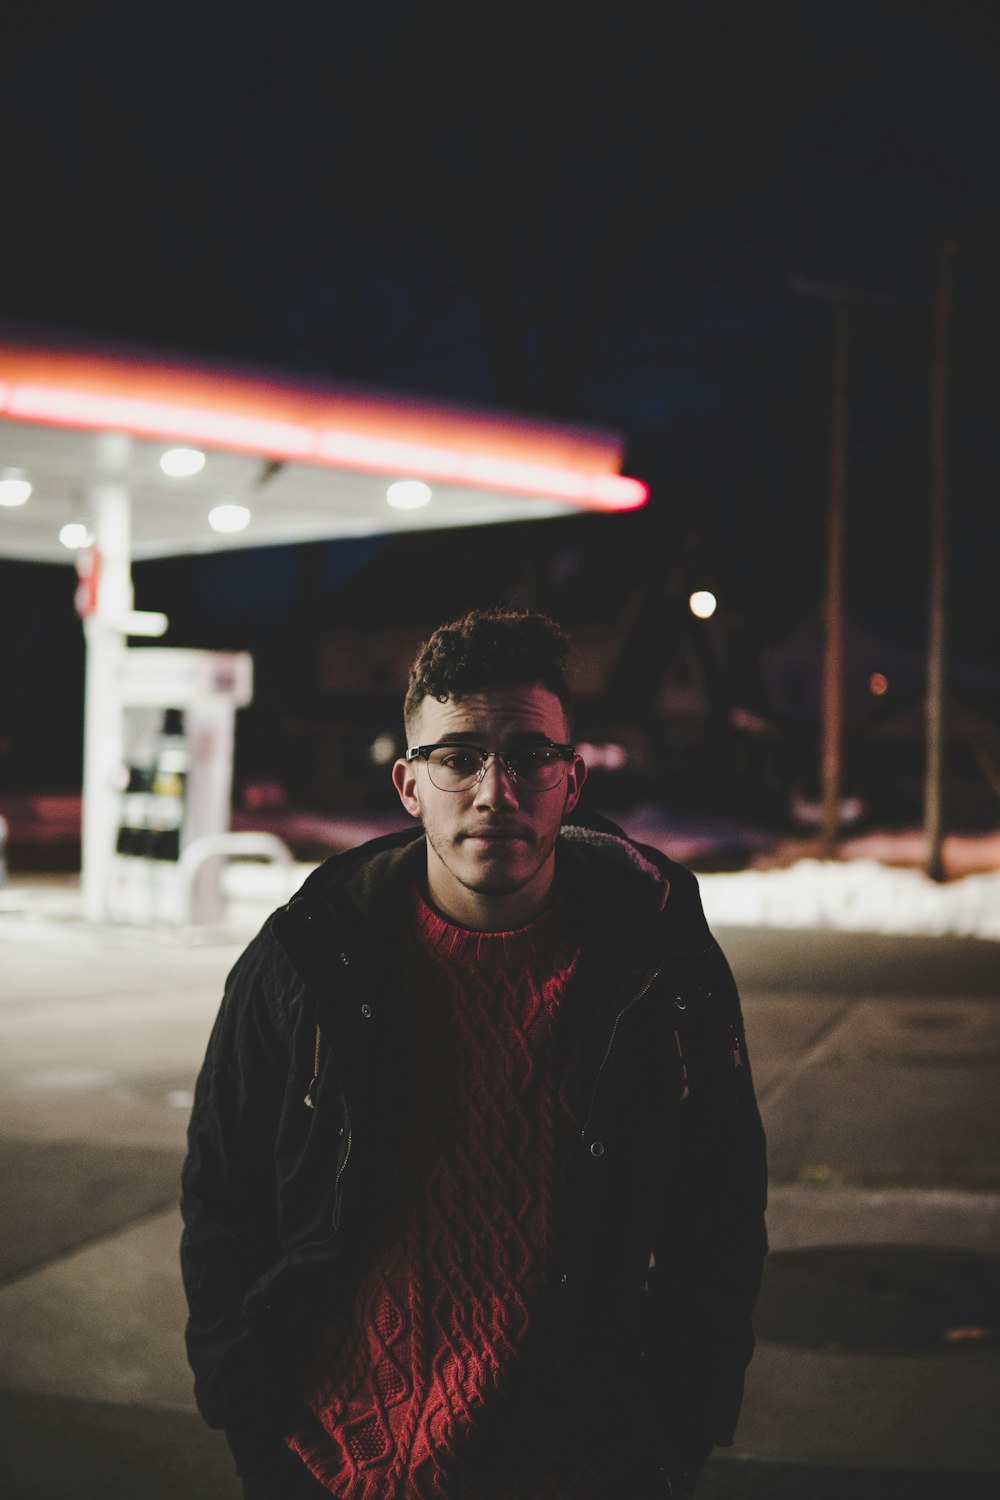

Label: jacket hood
[278,804,710,966]
[558,822,669,910]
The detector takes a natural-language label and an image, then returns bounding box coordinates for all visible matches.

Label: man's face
[392,683,586,929]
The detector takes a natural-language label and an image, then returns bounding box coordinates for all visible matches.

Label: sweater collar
[411,883,567,967]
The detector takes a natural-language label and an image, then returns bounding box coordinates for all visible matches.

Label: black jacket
[180,812,767,1475]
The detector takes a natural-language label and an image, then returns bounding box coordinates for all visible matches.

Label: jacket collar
[272,811,710,991]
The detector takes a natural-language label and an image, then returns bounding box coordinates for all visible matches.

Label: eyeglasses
[405,742,576,793]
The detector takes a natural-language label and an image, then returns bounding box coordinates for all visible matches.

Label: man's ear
[392,757,422,819]
[563,751,587,816]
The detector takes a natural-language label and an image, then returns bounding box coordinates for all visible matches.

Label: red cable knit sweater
[284,887,599,1499]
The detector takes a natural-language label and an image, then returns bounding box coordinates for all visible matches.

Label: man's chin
[459,838,530,870]
[461,869,530,896]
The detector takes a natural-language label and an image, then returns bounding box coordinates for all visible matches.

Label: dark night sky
[2,1,999,807]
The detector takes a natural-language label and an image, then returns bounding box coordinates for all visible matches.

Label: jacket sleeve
[179,928,293,1431]
[648,929,768,1467]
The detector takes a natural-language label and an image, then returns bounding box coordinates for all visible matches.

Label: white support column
[81,432,133,922]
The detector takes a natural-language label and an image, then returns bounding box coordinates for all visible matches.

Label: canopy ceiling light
[0,468,32,506]
[386,479,432,510]
[208,502,251,533]
[160,446,207,477]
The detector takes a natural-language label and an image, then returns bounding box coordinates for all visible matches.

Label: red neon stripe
[5,385,318,460]
[0,380,648,512]
[316,430,464,479]
[588,473,648,509]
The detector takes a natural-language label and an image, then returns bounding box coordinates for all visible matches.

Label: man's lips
[460,828,531,843]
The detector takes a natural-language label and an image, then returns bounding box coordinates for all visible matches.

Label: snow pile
[698,858,1000,941]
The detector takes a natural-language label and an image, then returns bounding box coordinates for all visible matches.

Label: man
[181,608,767,1499]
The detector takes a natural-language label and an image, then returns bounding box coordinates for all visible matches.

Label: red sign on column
[75,546,101,618]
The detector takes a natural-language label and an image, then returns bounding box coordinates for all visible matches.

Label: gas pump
[109,648,253,923]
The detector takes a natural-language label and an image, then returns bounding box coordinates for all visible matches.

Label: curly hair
[404,608,574,734]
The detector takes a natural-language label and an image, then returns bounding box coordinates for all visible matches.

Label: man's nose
[473,755,519,807]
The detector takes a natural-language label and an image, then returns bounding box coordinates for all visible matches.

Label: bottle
[146,708,189,860]
[115,765,153,856]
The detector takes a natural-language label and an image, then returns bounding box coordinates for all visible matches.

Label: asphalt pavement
[1,884,999,1499]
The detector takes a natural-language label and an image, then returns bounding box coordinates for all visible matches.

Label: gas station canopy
[0,333,647,925]
[0,336,647,563]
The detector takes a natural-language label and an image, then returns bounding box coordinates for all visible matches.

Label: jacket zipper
[332,1101,353,1231]
[303,1024,322,1109]
[729,1021,745,1104]
[580,964,663,1144]
[302,1024,353,1230]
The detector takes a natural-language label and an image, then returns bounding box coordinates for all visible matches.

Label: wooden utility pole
[792,280,853,857]
[819,293,851,857]
[924,237,956,883]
